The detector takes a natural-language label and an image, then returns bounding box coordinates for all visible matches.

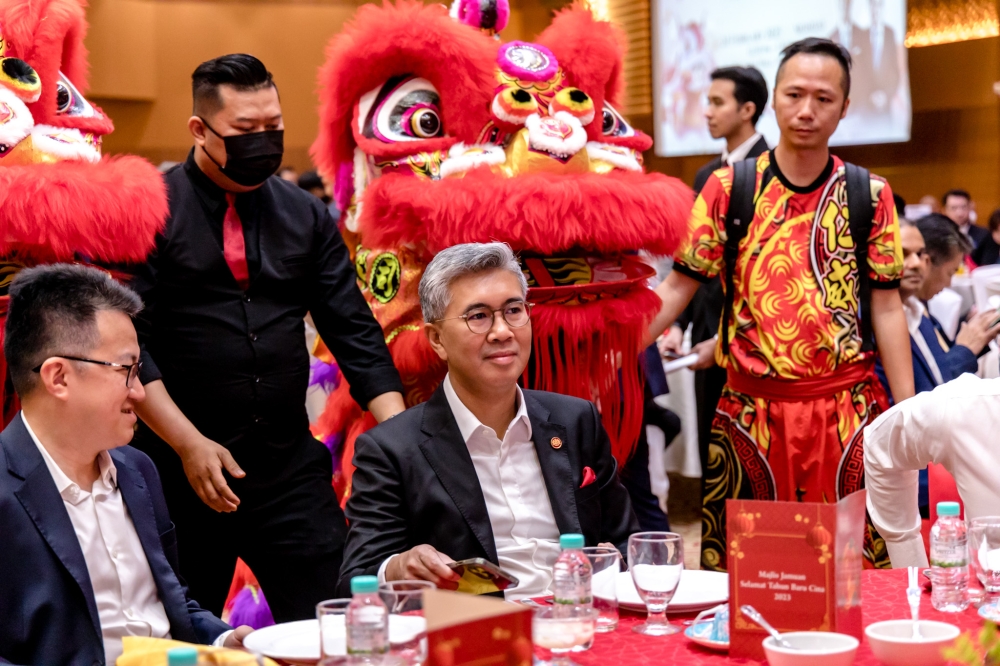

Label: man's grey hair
[419,242,528,322]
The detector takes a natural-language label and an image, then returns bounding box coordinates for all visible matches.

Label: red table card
[727,491,866,659]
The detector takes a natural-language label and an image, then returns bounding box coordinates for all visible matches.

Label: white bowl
[864,620,960,666]
[763,631,859,666]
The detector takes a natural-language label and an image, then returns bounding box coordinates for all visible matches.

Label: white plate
[611,570,728,612]
[243,615,427,664]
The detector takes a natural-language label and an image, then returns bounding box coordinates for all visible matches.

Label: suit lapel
[5,416,103,644]
[748,136,769,160]
[417,388,498,562]
[525,393,581,535]
[111,450,196,640]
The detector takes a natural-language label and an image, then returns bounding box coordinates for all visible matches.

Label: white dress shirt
[722,132,762,167]
[379,375,562,600]
[23,413,172,665]
[903,295,944,385]
[864,374,1000,567]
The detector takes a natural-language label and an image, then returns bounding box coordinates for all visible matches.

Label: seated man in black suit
[339,242,640,599]
[0,265,251,666]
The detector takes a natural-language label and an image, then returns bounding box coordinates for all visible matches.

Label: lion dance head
[0,0,166,422]
[311,0,693,493]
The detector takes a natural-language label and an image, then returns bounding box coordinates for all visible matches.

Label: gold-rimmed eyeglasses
[433,300,533,334]
[32,356,143,388]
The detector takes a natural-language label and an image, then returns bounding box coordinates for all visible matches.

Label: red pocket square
[580,466,596,488]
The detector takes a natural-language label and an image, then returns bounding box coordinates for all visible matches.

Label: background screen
[651,0,910,157]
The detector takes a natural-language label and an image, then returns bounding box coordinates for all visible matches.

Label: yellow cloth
[117,637,279,666]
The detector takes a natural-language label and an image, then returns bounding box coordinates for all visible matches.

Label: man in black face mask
[129,54,406,622]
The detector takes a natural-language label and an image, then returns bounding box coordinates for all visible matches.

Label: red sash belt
[726,360,875,402]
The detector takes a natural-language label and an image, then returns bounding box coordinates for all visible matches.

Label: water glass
[581,546,621,632]
[627,532,683,636]
[317,598,351,665]
[532,606,599,666]
[379,580,433,665]
[969,516,1000,612]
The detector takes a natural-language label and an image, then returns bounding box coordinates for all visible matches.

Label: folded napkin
[117,637,279,666]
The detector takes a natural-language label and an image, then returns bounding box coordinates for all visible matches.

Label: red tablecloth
[575,569,985,665]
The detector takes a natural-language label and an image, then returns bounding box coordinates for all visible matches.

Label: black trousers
[694,365,727,477]
[134,427,347,623]
[620,394,681,532]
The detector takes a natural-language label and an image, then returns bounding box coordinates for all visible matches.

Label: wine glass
[379,580,433,665]
[628,532,683,636]
[532,606,598,666]
[969,517,1000,614]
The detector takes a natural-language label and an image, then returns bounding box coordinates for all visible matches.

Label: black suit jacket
[338,387,639,595]
[682,135,769,343]
[0,415,230,666]
[965,224,990,252]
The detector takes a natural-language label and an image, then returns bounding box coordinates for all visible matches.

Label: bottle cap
[937,501,961,517]
[166,647,199,666]
[559,533,585,549]
[351,575,379,594]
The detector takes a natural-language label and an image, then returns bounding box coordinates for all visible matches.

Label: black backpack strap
[720,158,757,355]
[845,162,875,353]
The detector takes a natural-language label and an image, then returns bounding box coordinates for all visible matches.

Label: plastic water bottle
[930,501,969,612]
[552,533,593,612]
[346,575,388,663]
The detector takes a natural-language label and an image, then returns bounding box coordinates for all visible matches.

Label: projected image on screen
[652,0,910,157]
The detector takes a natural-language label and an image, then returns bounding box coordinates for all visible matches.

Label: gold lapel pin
[550,437,563,449]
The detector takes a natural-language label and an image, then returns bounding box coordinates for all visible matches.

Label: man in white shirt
[691,66,769,194]
[338,243,639,599]
[865,373,1000,568]
[0,264,251,666]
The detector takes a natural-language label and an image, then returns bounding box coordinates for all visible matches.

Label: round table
[575,569,986,665]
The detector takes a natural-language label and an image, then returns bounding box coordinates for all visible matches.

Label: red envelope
[580,466,596,488]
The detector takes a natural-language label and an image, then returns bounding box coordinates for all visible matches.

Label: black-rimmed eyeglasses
[433,301,533,334]
[32,356,143,388]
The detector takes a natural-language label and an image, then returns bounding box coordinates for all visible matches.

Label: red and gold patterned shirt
[674,151,903,380]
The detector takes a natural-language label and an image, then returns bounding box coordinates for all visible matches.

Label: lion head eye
[360,76,444,143]
[601,102,633,138]
[54,72,94,117]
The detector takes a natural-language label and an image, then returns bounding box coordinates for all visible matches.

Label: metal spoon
[741,605,794,649]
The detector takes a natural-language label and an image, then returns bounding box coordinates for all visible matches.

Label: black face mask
[200,118,284,187]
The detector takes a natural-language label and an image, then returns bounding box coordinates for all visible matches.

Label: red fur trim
[387,328,447,406]
[0,155,166,263]
[311,0,496,176]
[527,286,662,466]
[0,0,99,129]
[537,4,626,143]
[361,168,692,256]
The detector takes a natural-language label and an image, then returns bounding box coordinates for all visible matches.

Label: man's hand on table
[386,545,461,590]
[224,625,254,649]
[177,435,245,513]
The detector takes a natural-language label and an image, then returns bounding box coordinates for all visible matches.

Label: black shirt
[133,151,403,464]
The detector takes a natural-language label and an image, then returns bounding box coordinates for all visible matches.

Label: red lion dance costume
[309,0,692,497]
[0,0,166,423]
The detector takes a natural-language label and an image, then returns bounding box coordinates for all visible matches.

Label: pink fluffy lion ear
[451,0,509,33]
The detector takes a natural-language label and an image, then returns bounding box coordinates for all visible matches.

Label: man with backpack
[647,38,914,571]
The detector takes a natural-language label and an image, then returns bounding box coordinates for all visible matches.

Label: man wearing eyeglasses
[337,242,639,600]
[876,218,1000,401]
[0,265,252,666]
